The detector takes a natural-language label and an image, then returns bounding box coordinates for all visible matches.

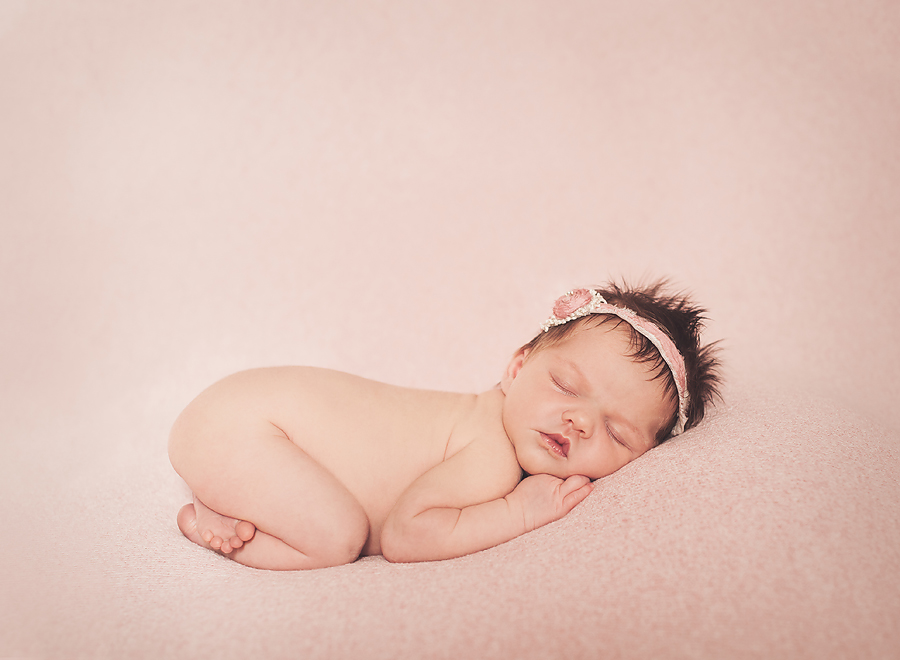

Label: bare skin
[177,496,256,553]
[169,324,673,569]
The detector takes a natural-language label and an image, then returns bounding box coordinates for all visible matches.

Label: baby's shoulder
[445,390,522,493]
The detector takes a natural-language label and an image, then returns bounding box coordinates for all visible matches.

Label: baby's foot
[177,496,256,555]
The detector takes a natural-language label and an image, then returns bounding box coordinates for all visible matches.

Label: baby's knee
[321,504,369,566]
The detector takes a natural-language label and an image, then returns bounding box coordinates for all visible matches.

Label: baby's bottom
[169,419,369,570]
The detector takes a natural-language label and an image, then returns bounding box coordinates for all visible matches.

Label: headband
[540,288,689,436]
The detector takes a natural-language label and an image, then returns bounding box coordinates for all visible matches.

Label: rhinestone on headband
[540,288,690,436]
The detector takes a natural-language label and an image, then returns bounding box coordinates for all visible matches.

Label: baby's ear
[500,348,529,394]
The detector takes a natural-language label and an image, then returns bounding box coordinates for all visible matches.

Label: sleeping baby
[169,281,721,569]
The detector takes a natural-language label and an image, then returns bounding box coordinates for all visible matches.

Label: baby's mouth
[541,433,570,458]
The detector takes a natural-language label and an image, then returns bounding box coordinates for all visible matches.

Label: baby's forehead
[547,318,639,354]
[539,327,635,367]
[544,322,674,388]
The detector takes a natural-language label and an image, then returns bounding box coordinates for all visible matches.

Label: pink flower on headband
[552,289,594,320]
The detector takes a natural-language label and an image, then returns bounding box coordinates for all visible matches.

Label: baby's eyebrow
[559,358,588,385]
[618,418,652,451]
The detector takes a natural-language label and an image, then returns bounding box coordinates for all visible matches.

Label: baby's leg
[169,416,369,570]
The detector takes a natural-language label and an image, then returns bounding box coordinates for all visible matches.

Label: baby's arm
[380,440,593,563]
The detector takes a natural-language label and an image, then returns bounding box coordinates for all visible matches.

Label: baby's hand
[506,474,594,533]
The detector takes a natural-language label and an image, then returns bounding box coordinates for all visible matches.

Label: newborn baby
[169,282,721,570]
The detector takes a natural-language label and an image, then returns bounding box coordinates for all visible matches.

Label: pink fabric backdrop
[2,2,899,658]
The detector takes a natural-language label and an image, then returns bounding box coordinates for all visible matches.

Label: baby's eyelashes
[550,375,576,396]
[606,424,629,450]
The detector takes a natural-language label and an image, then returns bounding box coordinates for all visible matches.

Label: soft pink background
[2,2,899,658]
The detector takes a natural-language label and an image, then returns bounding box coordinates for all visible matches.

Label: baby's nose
[565,408,594,437]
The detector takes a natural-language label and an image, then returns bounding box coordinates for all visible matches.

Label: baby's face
[500,323,675,480]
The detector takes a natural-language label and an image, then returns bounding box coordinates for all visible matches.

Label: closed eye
[607,424,630,450]
[550,375,576,396]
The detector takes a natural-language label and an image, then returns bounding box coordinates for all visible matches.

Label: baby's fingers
[559,474,591,494]
[560,475,594,510]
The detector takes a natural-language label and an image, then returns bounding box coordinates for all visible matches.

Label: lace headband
[540,289,689,436]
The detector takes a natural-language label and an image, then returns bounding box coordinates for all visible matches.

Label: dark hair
[520,280,723,443]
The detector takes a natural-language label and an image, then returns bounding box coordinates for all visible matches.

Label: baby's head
[500,281,721,480]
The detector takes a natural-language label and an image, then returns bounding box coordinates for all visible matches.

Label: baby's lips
[542,432,572,457]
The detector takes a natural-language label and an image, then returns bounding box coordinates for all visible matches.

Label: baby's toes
[235,520,256,542]
[209,535,223,550]
[227,535,244,550]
